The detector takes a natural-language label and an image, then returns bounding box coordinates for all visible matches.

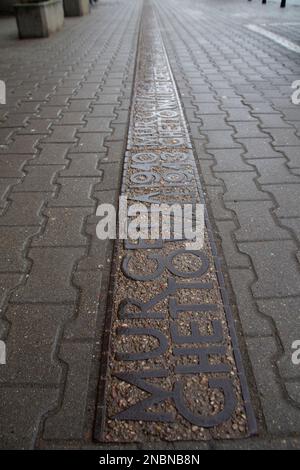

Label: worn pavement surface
[0,0,300,450]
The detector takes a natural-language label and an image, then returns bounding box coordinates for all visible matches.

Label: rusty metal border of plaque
[94,3,257,442]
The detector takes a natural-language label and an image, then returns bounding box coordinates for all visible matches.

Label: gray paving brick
[64,270,103,339]
[246,336,300,434]
[0,154,32,177]
[36,106,63,119]
[226,200,290,241]
[204,130,240,149]
[255,114,293,129]
[279,218,300,245]
[43,342,93,440]
[212,148,252,172]
[106,123,128,141]
[267,185,300,218]
[1,135,39,154]
[229,268,272,336]
[281,147,300,169]
[89,104,116,118]
[49,177,99,207]
[0,192,48,226]
[72,133,106,153]
[269,128,300,147]
[81,117,112,133]
[43,126,78,143]
[219,172,269,201]
[257,298,300,380]
[29,143,70,165]
[239,240,300,298]
[215,220,250,268]
[205,185,232,220]
[12,247,84,303]
[239,138,283,159]
[95,162,122,191]
[59,112,86,125]
[234,122,269,139]
[68,100,92,112]
[13,165,62,192]
[32,207,93,246]
[60,153,102,177]
[96,93,120,105]
[0,178,18,208]
[1,304,73,384]
[248,158,300,184]
[73,85,99,100]
[19,119,52,135]
[0,226,37,272]
[0,388,58,449]
[0,273,22,309]
[226,108,256,122]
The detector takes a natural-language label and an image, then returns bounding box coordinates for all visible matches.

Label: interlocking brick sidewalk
[156,0,300,449]
[0,0,142,449]
[0,0,300,450]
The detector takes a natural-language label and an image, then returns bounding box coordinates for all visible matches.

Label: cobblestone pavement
[0,0,300,450]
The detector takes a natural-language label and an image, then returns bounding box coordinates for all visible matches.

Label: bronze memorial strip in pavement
[94,5,257,442]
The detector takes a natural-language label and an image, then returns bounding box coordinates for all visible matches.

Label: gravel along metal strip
[94,5,257,442]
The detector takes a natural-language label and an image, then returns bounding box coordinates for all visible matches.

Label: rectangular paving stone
[32,207,93,246]
[267,184,300,218]
[49,177,99,207]
[0,154,32,178]
[43,342,93,440]
[246,337,300,434]
[255,114,292,129]
[280,147,300,169]
[60,153,102,177]
[219,172,269,201]
[269,128,300,147]
[72,133,106,153]
[0,273,22,309]
[216,220,250,268]
[212,149,252,172]
[1,304,73,384]
[13,165,62,192]
[18,119,52,135]
[36,106,63,119]
[73,85,99,100]
[0,226,38,272]
[206,185,233,220]
[11,247,85,303]
[0,388,58,449]
[0,192,48,226]
[58,112,86,125]
[1,135,39,154]
[68,100,92,112]
[239,240,300,298]
[43,126,78,143]
[226,200,291,241]
[64,270,103,339]
[257,298,300,380]
[96,94,120,105]
[94,162,122,191]
[241,138,284,159]
[247,158,299,184]
[81,117,112,133]
[105,123,127,141]
[229,268,272,336]
[204,130,241,149]
[233,122,269,139]
[89,104,116,118]
[29,143,70,165]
